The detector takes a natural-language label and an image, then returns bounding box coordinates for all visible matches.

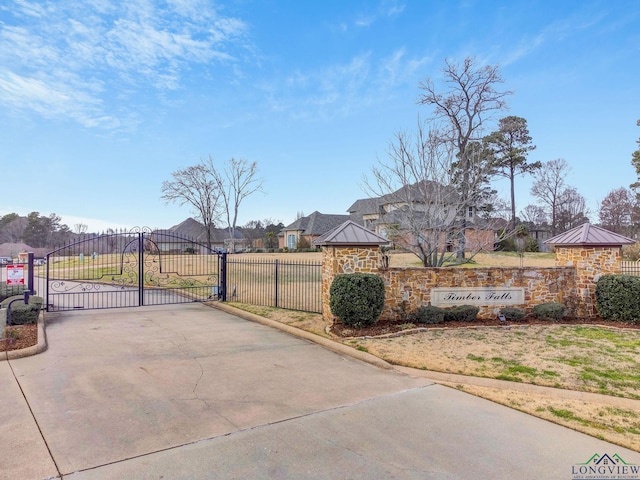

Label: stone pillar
[555,246,622,317]
[320,245,382,322]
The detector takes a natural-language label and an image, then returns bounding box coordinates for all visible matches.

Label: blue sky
[1,0,638,233]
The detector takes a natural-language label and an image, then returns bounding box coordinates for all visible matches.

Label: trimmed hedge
[409,305,445,325]
[532,302,565,321]
[0,284,26,302]
[596,274,640,324]
[329,273,385,328]
[443,305,479,322]
[1,295,43,325]
[500,307,526,322]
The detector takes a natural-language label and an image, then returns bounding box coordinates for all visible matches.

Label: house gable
[280,211,351,249]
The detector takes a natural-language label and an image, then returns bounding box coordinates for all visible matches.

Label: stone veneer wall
[554,246,623,317]
[321,245,622,321]
[377,266,576,320]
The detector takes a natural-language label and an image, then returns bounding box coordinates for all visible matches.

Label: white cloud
[500,5,609,67]
[353,0,405,28]
[0,0,249,129]
[0,70,120,128]
[263,47,429,121]
[11,0,47,18]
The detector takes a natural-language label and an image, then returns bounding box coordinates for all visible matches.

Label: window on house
[287,234,296,250]
[468,206,474,218]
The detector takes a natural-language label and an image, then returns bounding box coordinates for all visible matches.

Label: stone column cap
[544,223,635,247]
[313,221,389,247]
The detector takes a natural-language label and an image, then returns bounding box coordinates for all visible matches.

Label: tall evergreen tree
[484,116,539,231]
[630,120,640,197]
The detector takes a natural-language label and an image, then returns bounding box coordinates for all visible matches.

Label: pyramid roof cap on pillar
[313,220,389,247]
[544,223,635,247]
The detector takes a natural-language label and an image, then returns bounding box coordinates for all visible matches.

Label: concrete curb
[1,312,47,362]
[207,302,393,370]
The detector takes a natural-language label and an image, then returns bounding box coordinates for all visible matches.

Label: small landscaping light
[498,314,506,322]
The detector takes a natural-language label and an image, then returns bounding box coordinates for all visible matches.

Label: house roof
[282,211,350,236]
[348,181,459,218]
[544,223,635,246]
[170,218,207,239]
[153,218,244,244]
[347,197,383,215]
[313,220,389,246]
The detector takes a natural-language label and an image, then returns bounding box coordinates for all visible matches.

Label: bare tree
[556,187,589,232]
[366,120,500,267]
[241,219,265,249]
[530,159,570,235]
[484,115,539,231]
[598,187,637,234]
[418,56,512,259]
[161,162,222,249]
[520,204,548,226]
[211,157,263,252]
[74,223,88,234]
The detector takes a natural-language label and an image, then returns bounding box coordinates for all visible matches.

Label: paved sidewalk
[2,303,639,479]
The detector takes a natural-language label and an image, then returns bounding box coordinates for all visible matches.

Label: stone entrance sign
[431,287,525,306]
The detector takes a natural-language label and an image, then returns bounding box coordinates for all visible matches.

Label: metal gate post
[27,252,34,294]
[219,252,227,301]
[139,232,144,306]
[274,259,279,308]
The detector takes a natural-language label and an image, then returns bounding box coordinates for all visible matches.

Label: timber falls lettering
[443,291,513,302]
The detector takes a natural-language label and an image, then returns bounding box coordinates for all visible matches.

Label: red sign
[6,264,24,285]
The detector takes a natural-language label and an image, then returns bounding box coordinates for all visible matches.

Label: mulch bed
[330,316,640,338]
[0,324,38,352]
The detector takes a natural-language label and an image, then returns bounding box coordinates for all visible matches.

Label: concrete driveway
[2,303,639,480]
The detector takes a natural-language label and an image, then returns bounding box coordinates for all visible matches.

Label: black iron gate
[45,228,225,312]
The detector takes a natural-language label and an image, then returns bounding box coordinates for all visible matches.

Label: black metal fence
[225,257,322,313]
[46,230,221,311]
[621,261,640,276]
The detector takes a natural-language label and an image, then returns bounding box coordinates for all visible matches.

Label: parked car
[0,257,12,265]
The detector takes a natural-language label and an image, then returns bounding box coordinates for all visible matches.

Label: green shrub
[495,237,516,252]
[1,295,43,325]
[524,236,540,252]
[443,305,479,322]
[532,302,565,321]
[329,273,385,328]
[596,274,640,324]
[409,305,446,324]
[0,284,26,302]
[500,307,526,322]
